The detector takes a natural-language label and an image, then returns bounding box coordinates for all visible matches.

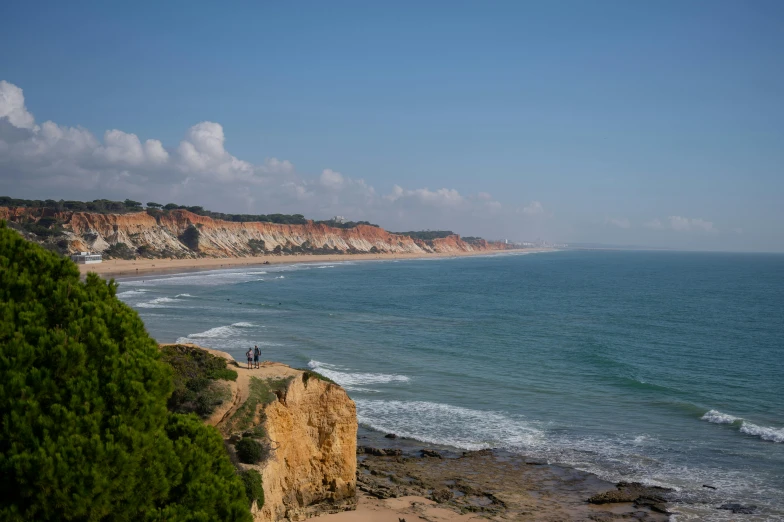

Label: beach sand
[79,249,553,278]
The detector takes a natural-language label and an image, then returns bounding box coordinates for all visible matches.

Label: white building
[332,215,347,224]
[71,252,102,264]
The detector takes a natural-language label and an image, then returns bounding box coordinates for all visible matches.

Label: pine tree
[0,222,251,521]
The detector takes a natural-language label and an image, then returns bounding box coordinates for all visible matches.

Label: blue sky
[1,1,782,250]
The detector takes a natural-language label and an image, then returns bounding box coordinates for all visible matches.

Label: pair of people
[246,345,261,369]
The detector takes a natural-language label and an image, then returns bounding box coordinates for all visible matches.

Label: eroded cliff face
[195,348,357,522]
[0,207,513,258]
[258,374,357,521]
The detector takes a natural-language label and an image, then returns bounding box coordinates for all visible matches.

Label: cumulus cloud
[645,216,717,234]
[384,185,465,207]
[521,201,545,216]
[0,80,546,237]
[0,80,36,130]
[319,168,344,189]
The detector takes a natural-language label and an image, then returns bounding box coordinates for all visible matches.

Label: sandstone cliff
[194,346,357,521]
[0,206,514,258]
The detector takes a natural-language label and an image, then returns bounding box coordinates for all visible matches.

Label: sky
[1,1,782,251]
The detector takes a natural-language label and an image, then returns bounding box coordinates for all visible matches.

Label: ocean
[117,251,784,520]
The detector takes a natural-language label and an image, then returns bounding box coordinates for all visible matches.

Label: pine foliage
[0,222,251,521]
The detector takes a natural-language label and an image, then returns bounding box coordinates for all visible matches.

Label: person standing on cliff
[253,345,261,369]
[246,347,253,369]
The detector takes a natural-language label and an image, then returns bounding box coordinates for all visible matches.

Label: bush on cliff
[235,437,266,464]
[241,469,264,509]
[0,222,252,521]
[162,344,237,418]
[179,224,200,251]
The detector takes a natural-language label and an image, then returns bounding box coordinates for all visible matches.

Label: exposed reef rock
[0,207,515,258]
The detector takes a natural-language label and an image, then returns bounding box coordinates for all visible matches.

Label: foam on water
[308,360,409,386]
[701,409,742,424]
[117,289,148,297]
[137,296,182,308]
[739,422,784,443]
[175,293,194,298]
[182,322,257,339]
[355,399,544,450]
[701,410,783,443]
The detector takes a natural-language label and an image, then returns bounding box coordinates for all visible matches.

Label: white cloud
[0,80,36,130]
[645,216,717,234]
[521,201,544,216]
[94,129,169,166]
[384,185,465,207]
[0,80,540,237]
[319,168,344,189]
[605,217,631,229]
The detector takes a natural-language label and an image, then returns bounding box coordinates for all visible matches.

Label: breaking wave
[355,399,544,451]
[701,409,742,425]
[181,322,257,339]
[701,410,783,443]
[308,360,410,387]
[117,289,148,297]
[137,296,182,308]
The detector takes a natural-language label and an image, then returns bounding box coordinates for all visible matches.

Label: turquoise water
[118,251,784,519]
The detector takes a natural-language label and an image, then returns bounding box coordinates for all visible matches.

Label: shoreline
[79,248,556,278]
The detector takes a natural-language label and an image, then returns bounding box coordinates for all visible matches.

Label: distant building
[71,251,102,264]
[332,215,347,224]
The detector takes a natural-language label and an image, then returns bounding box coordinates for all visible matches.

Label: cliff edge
[0,207,514,258]
[190,346,357,521]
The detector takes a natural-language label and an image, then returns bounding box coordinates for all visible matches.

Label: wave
[739,423,784,443]
[701,410,783,443]
[701,409,742,425]
[137,296,182,308]
[184,322,257,339]
[117,289,148,297]
[355,399,544,451]
[308,360,409,386]
[175,293,194,298]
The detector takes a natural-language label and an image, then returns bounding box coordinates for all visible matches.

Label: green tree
[0,222,251,521]
[146,202,163,208]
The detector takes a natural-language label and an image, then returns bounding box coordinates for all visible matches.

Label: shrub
[241,469,265,509]
[235,437,265,464]
[104,241,136,259]
[161,344,237,418]
[0,222,251,521]
[179,224,200,251]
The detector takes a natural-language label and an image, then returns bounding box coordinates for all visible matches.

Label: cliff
[192,346,357,521]
[0,206,514,259]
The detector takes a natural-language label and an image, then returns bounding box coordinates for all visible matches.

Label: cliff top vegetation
[0,221,253,521]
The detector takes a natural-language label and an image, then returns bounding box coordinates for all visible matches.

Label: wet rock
[420,449,443,458]
[358,446,403,457]
[384,433,398,439]
[430,488,453,503]
[588,481,672,506]
[634,496,671,515]
[462,449,493,458]
[719,503,757,514]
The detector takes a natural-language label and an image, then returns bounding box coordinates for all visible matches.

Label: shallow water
[118,251,784,520]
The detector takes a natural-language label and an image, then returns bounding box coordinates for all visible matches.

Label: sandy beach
[79,249,554,278]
